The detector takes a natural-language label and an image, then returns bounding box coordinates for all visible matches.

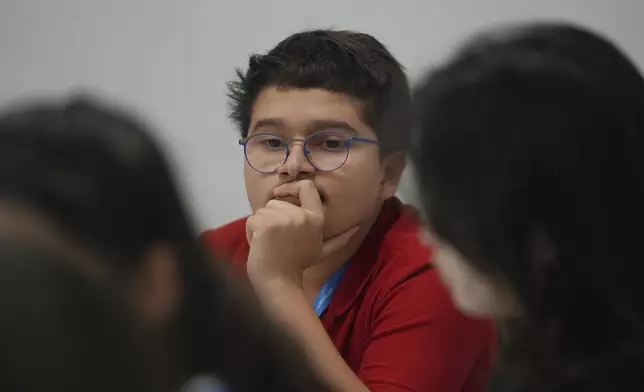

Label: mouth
[273,191,326,206]
[275,195,302,207]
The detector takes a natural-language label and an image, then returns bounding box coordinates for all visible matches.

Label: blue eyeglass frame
[238,130,380,174]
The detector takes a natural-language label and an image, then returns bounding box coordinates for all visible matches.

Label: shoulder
[200,217,249,260]
[353,206,497,389]
[370,205,435,292]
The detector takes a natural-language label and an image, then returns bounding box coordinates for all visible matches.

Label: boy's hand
[246,180,358,286]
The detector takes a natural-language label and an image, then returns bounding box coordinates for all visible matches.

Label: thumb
[320,226,359,259]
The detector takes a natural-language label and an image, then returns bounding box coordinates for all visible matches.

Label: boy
[201,29,497,392]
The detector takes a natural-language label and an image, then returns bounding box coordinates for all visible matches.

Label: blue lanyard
[313,263,349,317]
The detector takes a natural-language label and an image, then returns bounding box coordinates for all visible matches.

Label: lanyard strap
[313,263,349,317]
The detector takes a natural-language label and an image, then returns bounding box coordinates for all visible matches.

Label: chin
[322,215,360,239]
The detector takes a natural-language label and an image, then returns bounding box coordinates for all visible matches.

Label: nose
[278,141,316,178]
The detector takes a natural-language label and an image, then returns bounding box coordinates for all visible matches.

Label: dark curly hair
[227,29,412,153]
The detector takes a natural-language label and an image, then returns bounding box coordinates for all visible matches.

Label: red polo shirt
[201,198,497,392]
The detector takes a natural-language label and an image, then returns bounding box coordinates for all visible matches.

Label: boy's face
[243,87,402,239]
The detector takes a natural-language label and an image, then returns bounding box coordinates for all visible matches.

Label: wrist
[247,266,303,293]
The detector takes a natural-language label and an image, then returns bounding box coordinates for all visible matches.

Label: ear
[132,243,182,326]
[379,152,406,200]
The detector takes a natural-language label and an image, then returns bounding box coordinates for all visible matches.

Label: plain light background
[1,0,643,230]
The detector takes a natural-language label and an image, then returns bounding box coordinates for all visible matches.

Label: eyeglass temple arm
[350,136,381,144]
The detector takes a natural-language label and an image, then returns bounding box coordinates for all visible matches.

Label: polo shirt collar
[330,197,407,318]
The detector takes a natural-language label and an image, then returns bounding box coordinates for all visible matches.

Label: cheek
[334,154,383,197]
[322,161,382,227]
[243,167,273,212]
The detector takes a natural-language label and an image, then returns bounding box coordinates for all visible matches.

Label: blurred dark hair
[0,240,162,392]
[0,97,330,392]
[411,22,644,390]
[228,29,412,153]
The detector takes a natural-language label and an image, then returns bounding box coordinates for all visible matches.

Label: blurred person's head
[0,240,162,392]
[229,29,412,246]
[411,22,644,388]
[0,97,330,392]
[0,97,195,328]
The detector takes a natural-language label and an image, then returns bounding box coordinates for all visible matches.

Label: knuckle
[293,213,307,226]
[264,217,281,228]
[265,200,280,208]
[246,215,258,226]
[246,219,261,234]
[304,210,323,226]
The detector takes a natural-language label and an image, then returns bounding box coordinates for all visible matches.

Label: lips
[275,195,302,206]
[273,191,326,206]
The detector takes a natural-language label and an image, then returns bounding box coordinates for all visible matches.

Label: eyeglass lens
[244,130,350,173]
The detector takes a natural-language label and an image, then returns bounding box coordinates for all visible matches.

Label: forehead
[249,87,374,136]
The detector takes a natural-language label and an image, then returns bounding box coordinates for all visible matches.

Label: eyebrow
[250,118,359,136]
[251,118,285,133]
[309,120,359,135]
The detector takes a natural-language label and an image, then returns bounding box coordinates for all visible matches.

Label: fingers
[320,225,359,259]
[247,208,286,233]
[246,213,272,244]
[245,220,254,245]
[264,199,296,210]
[246,204,300,244]
[297,180,324,213]
[272,181,300,197]
[273,180,323,213]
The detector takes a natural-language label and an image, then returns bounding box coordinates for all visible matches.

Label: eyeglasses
[239,130,380,173]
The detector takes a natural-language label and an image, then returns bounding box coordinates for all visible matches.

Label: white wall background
[1,0,643,230]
